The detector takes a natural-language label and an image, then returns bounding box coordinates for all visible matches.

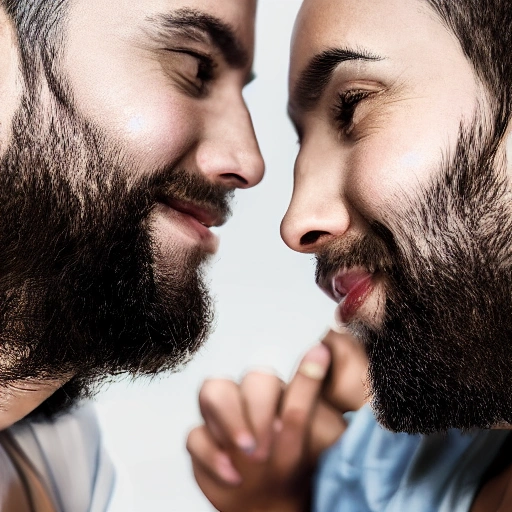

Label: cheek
[116,96,200,171]
[346,87,476,219]
[67,54,201,172]
[346,119,455,219]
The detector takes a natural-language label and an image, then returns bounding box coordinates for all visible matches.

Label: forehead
[66,0,257,52]
[289,0,463,90]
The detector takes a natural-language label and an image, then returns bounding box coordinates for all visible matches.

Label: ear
[0,6,22,154]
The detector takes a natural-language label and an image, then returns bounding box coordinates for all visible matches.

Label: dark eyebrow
[291,47,382,112]
[147,8,249,69]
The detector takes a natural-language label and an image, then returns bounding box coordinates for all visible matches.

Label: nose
[196,90,265,189]
[281,145,351,253]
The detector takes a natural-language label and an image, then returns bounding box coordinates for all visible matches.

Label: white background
[96,1,335,510]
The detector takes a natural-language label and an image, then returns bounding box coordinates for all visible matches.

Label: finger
[191,462,229,512]
[308,400,347,464]
[321,329,369,412]
[240,371,284,461]
[273,344,331,477]
[187,425,242,486]
[199,379,256,453]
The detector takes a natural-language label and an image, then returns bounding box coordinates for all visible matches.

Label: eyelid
[333,87,375,137]
[161,48,216,98]
[165,47,216,68]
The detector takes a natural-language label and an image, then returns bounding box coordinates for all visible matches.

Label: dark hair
[425,0,512,138]
[2,0,71,105]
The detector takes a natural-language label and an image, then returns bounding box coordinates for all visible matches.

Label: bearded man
[188,0,512,511]
[0,0,263,509]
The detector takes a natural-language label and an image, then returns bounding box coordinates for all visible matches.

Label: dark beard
[0,90,231,417]
[316,119,512,434]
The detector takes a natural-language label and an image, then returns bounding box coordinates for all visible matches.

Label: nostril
[300,230,330,247]
[220,173,248,187]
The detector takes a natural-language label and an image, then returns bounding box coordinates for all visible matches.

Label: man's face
[0,0,263,420]
[63,0,263,255]
[283,0,512,433]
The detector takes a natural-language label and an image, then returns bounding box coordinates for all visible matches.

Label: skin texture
[282,0,482,264]
[63,0,263,196]
[190,0,512,509]
[282,0,512,434]
[0,0,263,429]
[188,336,361,512]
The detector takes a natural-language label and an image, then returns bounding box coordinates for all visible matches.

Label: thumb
[272,344,331,479]
[307,399,346,466]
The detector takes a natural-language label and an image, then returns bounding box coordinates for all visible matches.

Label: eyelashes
[293,86,380,145]
[165,48,217,96]
[192,53,216,84]
[181,50,216,95]
[334,89,372,134]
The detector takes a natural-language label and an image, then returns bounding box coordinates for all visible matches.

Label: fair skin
[281,0,485,329]
[187,331,366,512]
[63,0,264,256]
[0,0,262,434]
[188,0,512,510]
[190,334,512,512]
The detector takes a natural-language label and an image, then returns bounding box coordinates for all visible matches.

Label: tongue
[338,277,373,323]
[334,271,371,297]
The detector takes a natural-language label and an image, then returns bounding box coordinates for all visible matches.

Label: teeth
[331,276,344,302]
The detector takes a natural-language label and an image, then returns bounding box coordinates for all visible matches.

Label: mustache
[146,167,235,223]
[315,223,396,285]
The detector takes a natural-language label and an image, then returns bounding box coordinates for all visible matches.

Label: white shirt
[8,404,115,512]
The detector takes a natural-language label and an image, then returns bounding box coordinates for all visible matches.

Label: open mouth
[320,268,375,324]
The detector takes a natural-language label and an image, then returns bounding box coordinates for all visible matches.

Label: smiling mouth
[320,268,375,324]
[162,198,227,229]
[153,196,228,254]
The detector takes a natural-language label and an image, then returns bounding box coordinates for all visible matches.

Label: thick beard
[0,90,227,417]
[317,118,512,434]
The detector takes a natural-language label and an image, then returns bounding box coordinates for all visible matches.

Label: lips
[321,268,375,324]
[154,196,227,254]
[163,198,226,229]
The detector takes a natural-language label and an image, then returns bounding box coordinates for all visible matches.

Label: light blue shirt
[314,405,509,512]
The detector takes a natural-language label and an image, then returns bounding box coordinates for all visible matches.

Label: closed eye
[165,48,217,96]
[333,89,372,135]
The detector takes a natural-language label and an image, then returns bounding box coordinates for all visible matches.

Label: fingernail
[217,454,242,485]
[297,344,330,380]
[236,432,257,454]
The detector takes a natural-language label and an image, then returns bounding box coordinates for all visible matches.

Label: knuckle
[242,370,280,385]
[198,379,235,410]
[185,426,202,454]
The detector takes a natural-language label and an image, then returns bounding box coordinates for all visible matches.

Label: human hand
[187,340,351,512]
[320,328,369,412]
